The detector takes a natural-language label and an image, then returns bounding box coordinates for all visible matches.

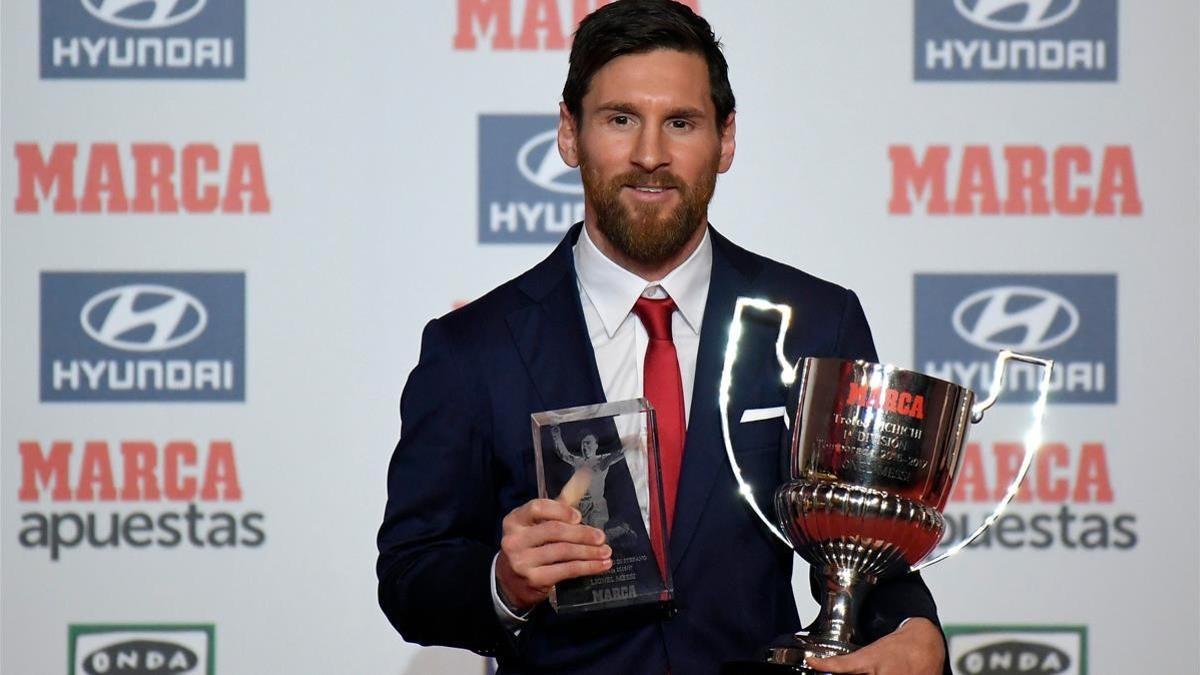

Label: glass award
[531,398,673,615]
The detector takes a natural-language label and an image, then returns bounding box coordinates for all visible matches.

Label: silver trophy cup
[719,298,1053,673]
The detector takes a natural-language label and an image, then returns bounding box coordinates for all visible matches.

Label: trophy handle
[719,297,798,547]
[912,349,1054,571]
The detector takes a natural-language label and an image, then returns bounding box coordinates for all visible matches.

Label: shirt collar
[574,224,712,339]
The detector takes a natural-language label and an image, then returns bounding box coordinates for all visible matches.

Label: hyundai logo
[516,129,583,195]
[952,286,1079,352]
[80,284,208,352]
[953,0,1080,32]
[81,0,208,30]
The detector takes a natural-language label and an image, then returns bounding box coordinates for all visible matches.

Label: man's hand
[495,498,612,612]
[806,618,945,675]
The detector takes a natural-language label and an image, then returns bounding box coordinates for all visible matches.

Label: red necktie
[633,296,686,582]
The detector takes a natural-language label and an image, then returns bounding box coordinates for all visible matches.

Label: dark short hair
[563,0,735,129]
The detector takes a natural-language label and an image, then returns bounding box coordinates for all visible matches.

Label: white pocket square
[739,406,789,429]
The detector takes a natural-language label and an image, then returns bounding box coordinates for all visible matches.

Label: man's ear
[558,102,580,168]
[718,111,736,174]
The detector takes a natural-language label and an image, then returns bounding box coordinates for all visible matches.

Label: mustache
[612,170,684,190]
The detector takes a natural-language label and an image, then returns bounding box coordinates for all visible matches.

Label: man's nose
[631,126,669,173]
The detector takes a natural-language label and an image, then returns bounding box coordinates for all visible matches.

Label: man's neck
[582,218,708,282]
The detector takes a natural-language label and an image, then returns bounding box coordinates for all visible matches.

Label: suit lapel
[668,228,760,571]
[506,224,607,416]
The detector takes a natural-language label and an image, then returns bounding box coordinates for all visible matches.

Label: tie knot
[633,296,677,341]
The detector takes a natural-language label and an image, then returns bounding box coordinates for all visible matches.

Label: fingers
[805,652,871,674]
[504,498,580,530]
[522,557,614,589]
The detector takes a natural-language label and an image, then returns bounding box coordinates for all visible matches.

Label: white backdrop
[3,2,1197,673]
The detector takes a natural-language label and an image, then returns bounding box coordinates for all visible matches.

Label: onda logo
[81,285,207,352]
[953,0,1081,32]
[517,130,582,195]
[952,286,1079,352]
[82,0,207,30]
[958,640,1071,674]
[70,625,214,675]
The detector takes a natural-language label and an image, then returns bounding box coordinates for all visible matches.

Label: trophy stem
[762,567,874,667]
[809,567,873,647]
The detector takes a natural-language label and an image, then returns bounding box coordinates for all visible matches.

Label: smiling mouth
[628,185,673,193]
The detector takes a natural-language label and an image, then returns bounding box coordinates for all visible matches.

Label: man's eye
[612,115,630,126]
[669,120,692,130]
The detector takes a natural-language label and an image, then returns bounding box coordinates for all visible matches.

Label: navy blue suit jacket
[378,224,947,674]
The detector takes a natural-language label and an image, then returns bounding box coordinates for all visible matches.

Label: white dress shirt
[491,225,713,626]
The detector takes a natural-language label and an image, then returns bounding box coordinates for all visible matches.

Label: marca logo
[479,114,583,243]
[914,274,1116,404]
[914,0,1117,81]
[888,145,1141,216]
[952,286,1078,352]
[13,142,270,214]
[41,272,245,402]
[41,0,244,79]
[19,439,264,560]
[940,441,1136,550]
[454,0,699,50]
[70,624,214,675]
[945,626,1086,675]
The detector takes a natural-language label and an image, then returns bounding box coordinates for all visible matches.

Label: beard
[581,154,718,267]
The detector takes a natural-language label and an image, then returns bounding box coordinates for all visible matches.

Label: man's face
[581,434,598,456]
[559,49,735,266]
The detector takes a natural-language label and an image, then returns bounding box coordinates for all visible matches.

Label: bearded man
[377,2,950,673]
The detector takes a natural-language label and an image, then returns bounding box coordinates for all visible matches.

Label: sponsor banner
[914,0,1117,81]
[13,142,271,214]
[41,0,245,79]
[914,273,1116,404]
[887,144,1141,216]
[17,439,264,561]
[938,441,1136,551]
[453,0,699,50]
[945,625,1087,675]
[478,114,583,244]
[40,272,245,402]
[69,624,215,675]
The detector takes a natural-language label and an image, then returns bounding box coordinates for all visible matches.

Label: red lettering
[953,145,1000,214]
[1052,145,1091,214]
[1003,145,1049,214]
[888,145,950,214]
[1094,145,1142,215]
[15,143,77,213]
[1035,443,1070,502]
[120,441,162,500]
[992,442,1029,502]
[222,144,270,213]
[18,441,72,501]
[454,0,515,49]
[1073,442,1114,503]
[884,389,898,413]
[518,0,566,49]
[80,143,129,213]
[908,395,924,420]
[131,143,179,213]
[181,143,220,212]
[202,441,242,501]
[164,441,198,500]
[846,382,867,407]
[77,441,118,501]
